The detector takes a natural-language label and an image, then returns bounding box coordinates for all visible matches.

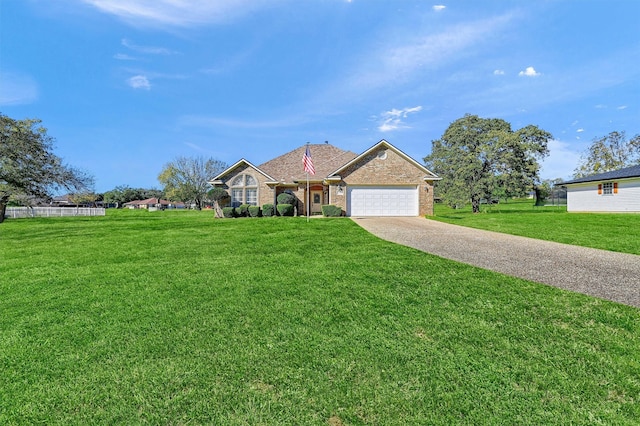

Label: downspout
[274,184,278,214]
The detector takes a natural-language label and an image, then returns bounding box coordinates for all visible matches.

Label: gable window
[230,174,258,206]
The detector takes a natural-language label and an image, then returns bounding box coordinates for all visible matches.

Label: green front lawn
[1,210,639,424]
[432,200,640,255]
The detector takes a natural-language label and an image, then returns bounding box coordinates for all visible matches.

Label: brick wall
[329,146,435,216]
[217,163,275,208]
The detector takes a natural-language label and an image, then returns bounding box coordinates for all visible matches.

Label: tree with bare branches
[158,156,227,210]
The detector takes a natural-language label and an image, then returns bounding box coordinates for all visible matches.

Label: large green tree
[158,156,227,210]
[0,113,93,223]
[573,131,640,178]
[424,114,551,213]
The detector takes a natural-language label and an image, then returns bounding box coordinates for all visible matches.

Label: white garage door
[348,186,419,216]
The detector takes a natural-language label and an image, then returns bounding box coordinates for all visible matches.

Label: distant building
[561,165,640,212]
[49,194,97,207]
[123,198,185,210]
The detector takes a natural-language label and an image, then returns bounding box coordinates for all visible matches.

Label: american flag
[303,145,315,175]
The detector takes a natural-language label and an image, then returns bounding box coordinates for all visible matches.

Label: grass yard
[432,200,640,255]
[1,210,639,424]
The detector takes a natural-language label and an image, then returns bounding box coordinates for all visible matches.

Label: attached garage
[347,186,419,216]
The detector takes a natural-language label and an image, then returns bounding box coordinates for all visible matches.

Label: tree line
[0,112,230,221]
[425,115,638,212]
[2,111,638,222]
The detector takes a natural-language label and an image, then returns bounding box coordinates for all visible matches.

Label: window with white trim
[230,174,258,206]
[602,182,613,195]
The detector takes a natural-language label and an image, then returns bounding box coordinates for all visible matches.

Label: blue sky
[1,0,638,193]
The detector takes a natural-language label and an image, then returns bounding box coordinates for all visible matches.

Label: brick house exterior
[210,140,440,217]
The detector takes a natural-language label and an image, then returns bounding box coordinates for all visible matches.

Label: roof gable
[562,164,640,185]
[328,139,439,180]
[212,140,439,185]
[211,159,276,182]
[258,143,358,182]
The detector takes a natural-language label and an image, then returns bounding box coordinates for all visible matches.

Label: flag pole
[306,141,310,222]
[306,171,310,222]
[303,141,314,223]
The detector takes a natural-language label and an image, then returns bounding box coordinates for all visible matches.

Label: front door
[310,190,323,214]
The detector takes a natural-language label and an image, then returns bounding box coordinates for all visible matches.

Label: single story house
[123,198,185,210]
[50,194,75,206]
[49,194,101,208]
[209,140,440,217]
[561,164,640,212]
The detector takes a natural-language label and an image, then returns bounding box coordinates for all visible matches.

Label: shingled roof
[259,143,358,182]
[562,164,640,185]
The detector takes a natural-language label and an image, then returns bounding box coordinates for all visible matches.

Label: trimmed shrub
[262,204,275,217]
[222,207,235,218]
[248,206,261,217]
[277,192,296,205]
[322,205,343,217]
[238,204,250,217]
[277,203,294,217]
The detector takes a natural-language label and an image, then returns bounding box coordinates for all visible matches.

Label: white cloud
[433,5,446,12]
[184,142,208,153]
[540,139,582,180]
[128,75,151,90]
[518,66,541,77]
[377,106,423,132]
[344,12,516,92]
[179,114,310,129]
[113,53,136,60]
[617,105,627,110]
[0,72,38,105]
[576,128,584,133]
[81,0,272,27]
[121,39,175,55]
[493,69,505,75]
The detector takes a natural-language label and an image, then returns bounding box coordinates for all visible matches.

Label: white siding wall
[567,178,640,212]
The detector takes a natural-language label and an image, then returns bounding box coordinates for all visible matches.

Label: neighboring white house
[561,165,640,212]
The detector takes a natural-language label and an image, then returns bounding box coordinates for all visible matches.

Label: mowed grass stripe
[1,210,639,424]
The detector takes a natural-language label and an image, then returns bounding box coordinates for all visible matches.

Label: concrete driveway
[351,217,640,308]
